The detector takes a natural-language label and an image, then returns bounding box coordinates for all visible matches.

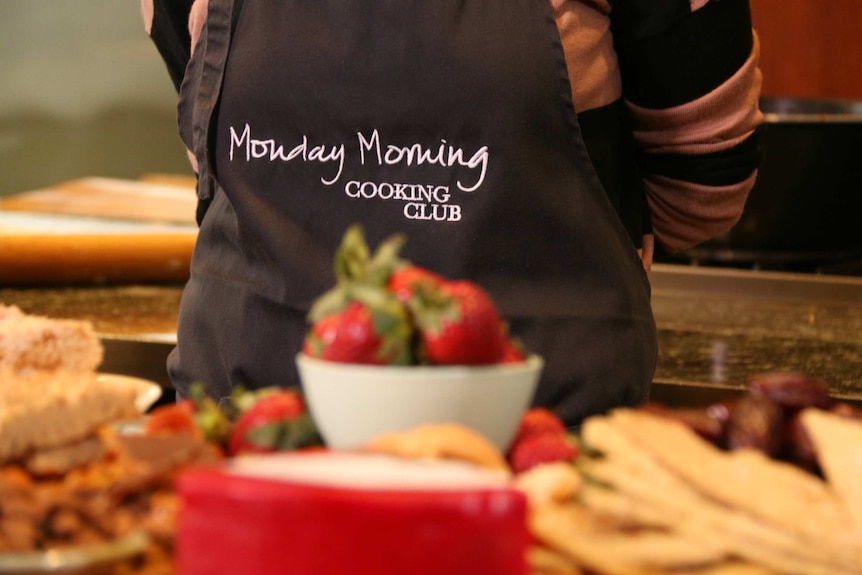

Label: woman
[142,0,762,426]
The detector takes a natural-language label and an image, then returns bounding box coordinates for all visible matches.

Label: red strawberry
[500,338,527,363]
[512,408,567,444]
[306,299,412,365]
[228,389,318,456]
[145,400,200,437]
[302,313,340,358]
[412,280,506,365]
[305,225,415,365]
[507,432,578,474]
[387,265,444,303]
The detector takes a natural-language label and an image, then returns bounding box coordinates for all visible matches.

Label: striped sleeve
[611,0,764,252]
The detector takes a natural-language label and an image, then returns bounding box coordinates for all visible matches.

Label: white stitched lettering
[227,123,486,223]
[228,124,345,186]
[357,129,488,192]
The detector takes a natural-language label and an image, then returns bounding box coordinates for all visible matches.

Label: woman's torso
[172,0,657,425]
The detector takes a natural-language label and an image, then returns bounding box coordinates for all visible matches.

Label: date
[725,394,785,456]
[745,371,832,412]
[640,403,727,444]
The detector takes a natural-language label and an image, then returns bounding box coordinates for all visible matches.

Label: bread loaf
[0,304,103,372]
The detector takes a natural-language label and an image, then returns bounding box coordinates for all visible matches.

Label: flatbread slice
[530,503,726,575]
[527,544,582,574]
[609,409,853,541]
[800,409,862,531]
[581,411,862,574]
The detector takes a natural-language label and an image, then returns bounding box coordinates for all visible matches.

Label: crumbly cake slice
[0,368,144,464]
[0,304,104,373]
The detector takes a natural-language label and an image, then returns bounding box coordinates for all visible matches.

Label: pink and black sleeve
[612,0,764,253]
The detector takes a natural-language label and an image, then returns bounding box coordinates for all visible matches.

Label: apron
[174,0,657,426]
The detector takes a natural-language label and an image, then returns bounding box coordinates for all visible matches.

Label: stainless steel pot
[677,97,862,271]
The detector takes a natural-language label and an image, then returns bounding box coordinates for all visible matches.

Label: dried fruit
[725,394,784,455]
[641,403,728,444]
[746,372,832,412]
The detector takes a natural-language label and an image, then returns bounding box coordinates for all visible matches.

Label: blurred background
[0,1,190,197]
[1,1,861,273]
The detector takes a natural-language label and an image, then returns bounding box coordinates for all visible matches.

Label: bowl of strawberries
[296,225,543,451]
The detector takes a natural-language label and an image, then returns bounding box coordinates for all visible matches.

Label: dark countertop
[2,264,861,404]
[649,265,862,401]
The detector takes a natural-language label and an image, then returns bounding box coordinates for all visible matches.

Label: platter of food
[96,373,164,415]
[0,531,150,575]
[526,397,862,575]
[2,226,861,575]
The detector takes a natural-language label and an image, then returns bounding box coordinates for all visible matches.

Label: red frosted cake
[176,451,528,575]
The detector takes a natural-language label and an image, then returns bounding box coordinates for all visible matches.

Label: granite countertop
[649,265,862,400]
[2,264,861,401]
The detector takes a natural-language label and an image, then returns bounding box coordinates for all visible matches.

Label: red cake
[176,451,528,575]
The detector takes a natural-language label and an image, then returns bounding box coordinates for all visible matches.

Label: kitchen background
[0,1,190,197]
[1,1,861,272]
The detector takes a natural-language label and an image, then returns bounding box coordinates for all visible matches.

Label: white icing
[229,452,511,491]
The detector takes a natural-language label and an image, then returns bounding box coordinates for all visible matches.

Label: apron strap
[232,0,244,31]
[178,0,244,224]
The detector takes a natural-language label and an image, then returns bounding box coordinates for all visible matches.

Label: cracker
[365,422,509,471]
[514,462,583,508]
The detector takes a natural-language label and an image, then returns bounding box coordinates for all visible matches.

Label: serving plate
[95,373,163,413]
[0,531,149,575]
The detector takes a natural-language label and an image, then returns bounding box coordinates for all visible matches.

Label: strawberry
[306,225,527,366]
[228,389,320,456]
[500,338,527,363]
[507,432,579,474]
[387,265,444,303]
[305,225,415,365]
[302,313,340,358]
[511,407,567,444]
[146,386,234,446]
[145,400,200,437]
[411,280,506,365]
[306,298,413,365]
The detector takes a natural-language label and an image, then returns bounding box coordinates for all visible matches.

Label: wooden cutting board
[0,212,197,286]
[0,176,199,285]
[0,176,198,224]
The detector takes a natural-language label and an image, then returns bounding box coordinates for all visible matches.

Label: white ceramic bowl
[296,353,544,451]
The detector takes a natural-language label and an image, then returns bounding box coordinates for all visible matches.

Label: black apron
[174,0,657,426]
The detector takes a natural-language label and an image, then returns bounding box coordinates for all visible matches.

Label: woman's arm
[611,0,764,253]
